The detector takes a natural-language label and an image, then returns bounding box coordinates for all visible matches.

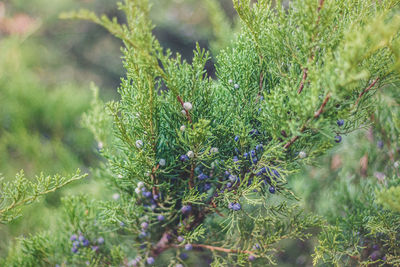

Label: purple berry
[120,222,125,227]
[228,202,234,209]
[157,215,165,221]
[232,203,241,211]
[252,157,258,164]
[249,255,256,261]
[146,257,155,264]
[177,236,184,242]
[244,152,249,159]
[139,231,147,238]
[251,150,256,157]
[72,241,80,248]
[272,169,280,178]
[256,144,263,152]
[180,155,189,162]
[337,119,344,126]
[253,243,260,249]
[233,156,239,162]
[229,175,237,183]
[181,205,192,214]
[70,234,78,241]
[377,140,384,149]
[334,135,342,143]
[82,239,90,247]
[224,171,230,177]
[78,235,85,242]
[142,191,152,198]
[204,183,211,191]
[141,222,149,230]
[372,244,379,250]
[71,246,78,253]
[185,244,193,250]
[269,186,276,194]
[226,182,232,188]
[91,245,99,251]
[370,251,379,261]
[97,237,104,244]
[234,136,239,142]
[198,173,208,180]
[180,253,188,260]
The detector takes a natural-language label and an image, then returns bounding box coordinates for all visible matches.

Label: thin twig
[191,244,256,256]
[354,78,380,107]
[297,68,308,94]
[284,92,331,149]
[313,92,331,118]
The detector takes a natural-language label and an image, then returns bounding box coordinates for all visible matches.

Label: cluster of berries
[335,119,344,143]
[69,234,104,254]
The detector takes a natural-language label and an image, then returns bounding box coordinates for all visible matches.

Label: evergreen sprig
[0,170,86,224]
[2,0,400,266]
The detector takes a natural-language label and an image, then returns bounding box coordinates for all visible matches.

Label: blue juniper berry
[184,244,193,251]
[232,203,241,211]
[269,186,276,194]
[146,257,155,264]
[70,234,77,241]
[234,135,239,142]
[198,173,208,180]
[177,236,184,242]
[204,183,211,191]
[337,119,344,126]
[181,205,192,214]
[179,155,189,162]
[334,135,342,143]
[157,215,165,221]
[97,237,104,244]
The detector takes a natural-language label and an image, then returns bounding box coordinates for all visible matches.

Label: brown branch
[191,244,255,256]
[313,92,331,118]
[189,163,195,189]
[284,92,331,149]
[297,68,308,94]
[354,78,380,107]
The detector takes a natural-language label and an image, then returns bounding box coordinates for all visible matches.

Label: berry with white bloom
[135,187,141,195]
[138,182,144,188]
[183,102,192,111]
[180,125,186,132]
[210,147,219,153]
[159,159,166,166]
[228,79,233,83]
[97,141,103,150]
[112,193,120,200]
[234,84,240,89]
[186,150,194,158]
[181,109,187,115]
[135,140,143,148]
[299,151,307,159]
[117,174,123,179]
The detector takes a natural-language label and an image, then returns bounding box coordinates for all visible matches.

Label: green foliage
[2,0,400,266]
[0,170,86,224]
